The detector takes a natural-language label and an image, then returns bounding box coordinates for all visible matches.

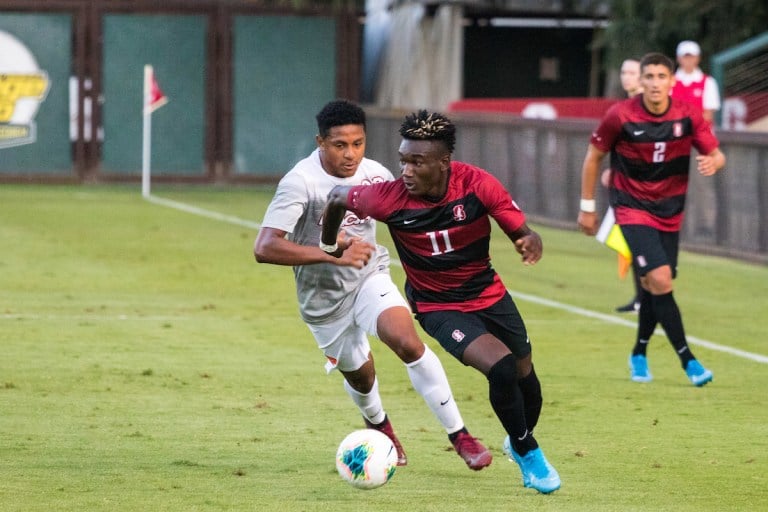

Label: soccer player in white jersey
[254,100,491,469]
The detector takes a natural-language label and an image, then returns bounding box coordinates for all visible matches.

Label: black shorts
[415,292,530,364]
[620,225,679,278]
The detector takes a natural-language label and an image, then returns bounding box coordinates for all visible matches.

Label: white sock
[344,377,386,425]
[406,345,464,434]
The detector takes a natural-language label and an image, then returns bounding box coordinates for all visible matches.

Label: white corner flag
[142,65,168,198]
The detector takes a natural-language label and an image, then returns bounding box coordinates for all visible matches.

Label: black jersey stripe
[611,189,686,218]
[387,193,488,231]
[612,154,691,181]
[618,118,693,142]
[404,267,497,304]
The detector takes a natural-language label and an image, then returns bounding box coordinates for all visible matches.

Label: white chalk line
[139,194,768,364]
[144,194,263,230]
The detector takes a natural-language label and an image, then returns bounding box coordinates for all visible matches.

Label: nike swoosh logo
[440,396,451,406]
[517,429,529,441]
[380,292,390,297]
[403,219,416,225]
[633,130,644,135]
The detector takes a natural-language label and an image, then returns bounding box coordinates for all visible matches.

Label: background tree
[599,0,768,72]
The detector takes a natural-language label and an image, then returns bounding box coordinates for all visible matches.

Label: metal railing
[712,31,768,131]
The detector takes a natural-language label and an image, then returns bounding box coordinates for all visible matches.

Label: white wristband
[319,241,339,254]
[579,199,596,213]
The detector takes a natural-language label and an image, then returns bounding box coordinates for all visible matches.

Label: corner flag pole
[142,65,168,198]
[142,65,152,198]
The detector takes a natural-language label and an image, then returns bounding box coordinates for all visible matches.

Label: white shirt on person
[260,149,394,323]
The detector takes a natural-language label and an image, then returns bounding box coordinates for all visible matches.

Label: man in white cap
[671,40,721,126]
[672,40,721,237]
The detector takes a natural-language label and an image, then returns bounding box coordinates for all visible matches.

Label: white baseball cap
[676,40,701,57]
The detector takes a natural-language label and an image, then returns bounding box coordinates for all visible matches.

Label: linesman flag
[595,207,633,279]
[143,65,168,115]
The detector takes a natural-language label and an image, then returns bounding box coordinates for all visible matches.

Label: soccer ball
[335,429,397,490]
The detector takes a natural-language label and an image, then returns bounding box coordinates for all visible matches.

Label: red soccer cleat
[452,431,493,470]
[364,416,408,466]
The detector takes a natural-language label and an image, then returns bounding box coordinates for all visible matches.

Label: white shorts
[305,273,410,374]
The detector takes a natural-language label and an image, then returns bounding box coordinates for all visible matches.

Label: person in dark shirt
[321,110,561,494]
[578,52,726,386]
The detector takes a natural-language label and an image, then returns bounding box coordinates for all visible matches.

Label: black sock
[517,366,542,433]
[651,291,695,367]
[632,266,642,302]
[632,290,655,356]
[488,354,537,454]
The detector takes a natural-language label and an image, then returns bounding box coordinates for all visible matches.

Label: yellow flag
[596,207,632,278]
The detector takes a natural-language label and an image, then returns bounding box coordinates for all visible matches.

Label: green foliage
[602,0,768,70]
[1,185,767,511]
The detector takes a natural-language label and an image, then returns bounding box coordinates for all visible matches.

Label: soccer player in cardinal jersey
[578,53,726,386]
[322,110,561,494]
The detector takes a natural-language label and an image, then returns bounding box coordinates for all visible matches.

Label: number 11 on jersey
[426,230,454,255]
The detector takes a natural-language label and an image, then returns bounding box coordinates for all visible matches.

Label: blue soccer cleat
[629,354,653,382]
[685,359,713,387]
[502,436,561,494]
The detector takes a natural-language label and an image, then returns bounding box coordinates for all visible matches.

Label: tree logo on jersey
[452,204,467,222]
[0,31,50,149]
[673,122,683,138]
[451,329,466,342]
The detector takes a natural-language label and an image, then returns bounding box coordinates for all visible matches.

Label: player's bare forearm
[254,227,342,266]
[580,145,604,200]
[578,144,606,235]
[321,185,353,246]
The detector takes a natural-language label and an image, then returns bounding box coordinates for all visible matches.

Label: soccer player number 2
[426,230,454,255]
[652,142,667,163]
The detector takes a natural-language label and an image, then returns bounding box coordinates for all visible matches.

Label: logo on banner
[0,30,50,148]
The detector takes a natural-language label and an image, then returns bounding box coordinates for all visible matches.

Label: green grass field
[2,184,766,511]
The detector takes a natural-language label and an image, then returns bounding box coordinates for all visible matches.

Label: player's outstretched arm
[254,225,371,269]
[321,185,354,248]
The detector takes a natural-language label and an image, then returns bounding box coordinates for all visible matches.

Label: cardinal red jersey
[671,74,707,111]
[347,161,526,313]
[590,95,719,231]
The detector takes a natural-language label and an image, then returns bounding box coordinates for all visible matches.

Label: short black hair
[399,110,456,154]
[639,52,675,74]
[315,100,366,138]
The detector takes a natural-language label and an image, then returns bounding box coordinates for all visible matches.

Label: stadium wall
[0,0,361,182]
[364,107,768,264]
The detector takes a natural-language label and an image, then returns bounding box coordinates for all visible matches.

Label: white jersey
[260,149,395,323]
